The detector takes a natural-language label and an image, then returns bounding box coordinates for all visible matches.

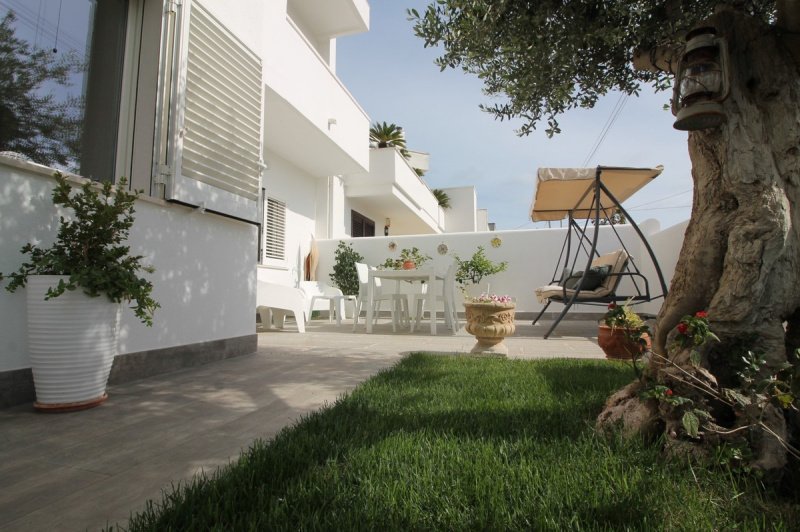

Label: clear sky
[336,0,694,231]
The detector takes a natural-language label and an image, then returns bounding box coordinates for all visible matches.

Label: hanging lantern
[671,27,730,131]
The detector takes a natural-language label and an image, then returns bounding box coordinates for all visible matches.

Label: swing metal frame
[530,166,669,339]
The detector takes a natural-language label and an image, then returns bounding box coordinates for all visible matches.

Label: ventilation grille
[265,197,286,260]
[182,2,262,201]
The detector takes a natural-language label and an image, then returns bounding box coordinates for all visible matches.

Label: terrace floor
[0,317,605,531]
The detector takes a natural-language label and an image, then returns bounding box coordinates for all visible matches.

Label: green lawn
[117,354,797,531]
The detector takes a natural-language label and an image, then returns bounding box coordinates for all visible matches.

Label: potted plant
[381,247,431,270]
[464,293,516,355]
[454,245,508,297]
[329,241,364,296]
[453,246,513,354]
[597,301,651,360]
[1,172,159,411]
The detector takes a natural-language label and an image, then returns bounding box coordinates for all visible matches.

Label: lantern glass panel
[679,62,722,104]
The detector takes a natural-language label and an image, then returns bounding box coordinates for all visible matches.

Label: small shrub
[329,241,363,296]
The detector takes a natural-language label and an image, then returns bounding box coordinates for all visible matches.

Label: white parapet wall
[316,218,688,317]
[0,159,257,373]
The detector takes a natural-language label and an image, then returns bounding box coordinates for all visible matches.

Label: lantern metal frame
[671,27,730,131]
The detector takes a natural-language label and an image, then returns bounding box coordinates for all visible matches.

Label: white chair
[256,281,307,333]
[411,261,460,333]
[354,263,409,332]
[299,281,356,326]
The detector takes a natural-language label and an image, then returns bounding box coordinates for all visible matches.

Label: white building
[0,0,491,406]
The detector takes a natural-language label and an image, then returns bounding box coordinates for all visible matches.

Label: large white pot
[26,275,121,411]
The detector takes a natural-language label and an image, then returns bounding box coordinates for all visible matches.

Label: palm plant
[432,188,451,209]
[369,121,408,157]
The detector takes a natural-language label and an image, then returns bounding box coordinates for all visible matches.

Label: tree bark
[600,8,800,472]
[657,8,800,361]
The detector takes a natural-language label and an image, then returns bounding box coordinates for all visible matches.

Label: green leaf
[723,388,752,407]
[682,411,700,438]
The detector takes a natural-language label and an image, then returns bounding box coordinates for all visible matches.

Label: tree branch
[632,45,680,74]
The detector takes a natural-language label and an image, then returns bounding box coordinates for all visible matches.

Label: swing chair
[530,165,669,339]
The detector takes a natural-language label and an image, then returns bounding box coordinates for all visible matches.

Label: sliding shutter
[166,0,263,222]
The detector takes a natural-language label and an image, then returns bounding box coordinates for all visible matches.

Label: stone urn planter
[597,324,651,360]
[464,300,516,355]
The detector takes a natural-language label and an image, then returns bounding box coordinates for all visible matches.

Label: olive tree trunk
[598,8,800,472]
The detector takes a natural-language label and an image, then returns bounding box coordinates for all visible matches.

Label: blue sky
[336,0,694,231]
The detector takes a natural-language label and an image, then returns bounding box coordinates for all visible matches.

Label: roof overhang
[530,165,663,222]
[287,0,369,38]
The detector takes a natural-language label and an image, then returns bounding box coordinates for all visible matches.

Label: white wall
[0,159,256,372]
[259,150,321,286]
[315,218,676,315]
[442,186,477,233]
[637,220,689,315]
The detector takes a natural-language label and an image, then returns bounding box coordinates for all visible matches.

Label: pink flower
[695,311,708,319]
[677,323,689,335]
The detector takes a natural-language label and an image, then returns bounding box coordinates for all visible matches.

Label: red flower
[695,311,708,319]
[665,389,674,396]
[677,323,689,335]
[608,303,617,310]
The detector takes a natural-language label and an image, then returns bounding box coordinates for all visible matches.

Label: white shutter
[167,1,263,222]
[265,197,286,261]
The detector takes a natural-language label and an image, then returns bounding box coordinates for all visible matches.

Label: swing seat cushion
[535,250,628,304]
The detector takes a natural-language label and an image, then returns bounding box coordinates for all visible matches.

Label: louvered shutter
[167,1,263,222]
[264,198,286,261]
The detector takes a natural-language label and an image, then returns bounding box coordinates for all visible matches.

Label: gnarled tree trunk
[598,8,800,473]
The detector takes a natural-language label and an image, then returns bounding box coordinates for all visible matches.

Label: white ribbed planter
[26,275,120,411]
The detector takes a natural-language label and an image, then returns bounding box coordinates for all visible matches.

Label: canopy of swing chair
[529,165,664,222]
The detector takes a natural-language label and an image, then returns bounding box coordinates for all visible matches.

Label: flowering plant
[674,310,719,349]
[469,293,514,304]
[603,301,645,329]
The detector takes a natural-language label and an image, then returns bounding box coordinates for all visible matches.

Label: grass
[117,354,797,531]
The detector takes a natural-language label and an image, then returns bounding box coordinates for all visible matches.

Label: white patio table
[366,267,442,335]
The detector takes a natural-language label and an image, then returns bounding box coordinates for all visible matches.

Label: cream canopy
[529,165,664,222]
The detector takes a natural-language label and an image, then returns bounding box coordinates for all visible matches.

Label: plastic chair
[354,263,409,332]
[299,281,356,326]
[411,261,460,333]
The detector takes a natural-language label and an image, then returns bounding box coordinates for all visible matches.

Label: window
[146,0,263,222]
[351,210,375,238]
[264,197,286,261]
[0,0,129,181]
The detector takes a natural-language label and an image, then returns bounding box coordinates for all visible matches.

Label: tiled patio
[0,317,604,531]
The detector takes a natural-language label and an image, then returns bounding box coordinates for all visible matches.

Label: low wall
[316,218,687,316]
[0,158,258,376]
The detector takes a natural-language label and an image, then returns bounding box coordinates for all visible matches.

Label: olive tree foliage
[411,1,800,475]
[410,1,777,136]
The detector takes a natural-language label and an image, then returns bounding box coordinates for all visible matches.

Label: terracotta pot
[464,301,516,355]
[402,260,415,270]
[597,324,651,360]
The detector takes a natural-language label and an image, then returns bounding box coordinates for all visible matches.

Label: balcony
[344,148,444,235]
[287,0,369,39]
[263,17,369,177]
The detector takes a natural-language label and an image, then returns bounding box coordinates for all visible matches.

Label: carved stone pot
[464,301,516,355]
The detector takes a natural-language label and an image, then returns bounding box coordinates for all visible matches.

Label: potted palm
[597,301,651,360]
[1,173,159,411]
[369,121,409,158]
